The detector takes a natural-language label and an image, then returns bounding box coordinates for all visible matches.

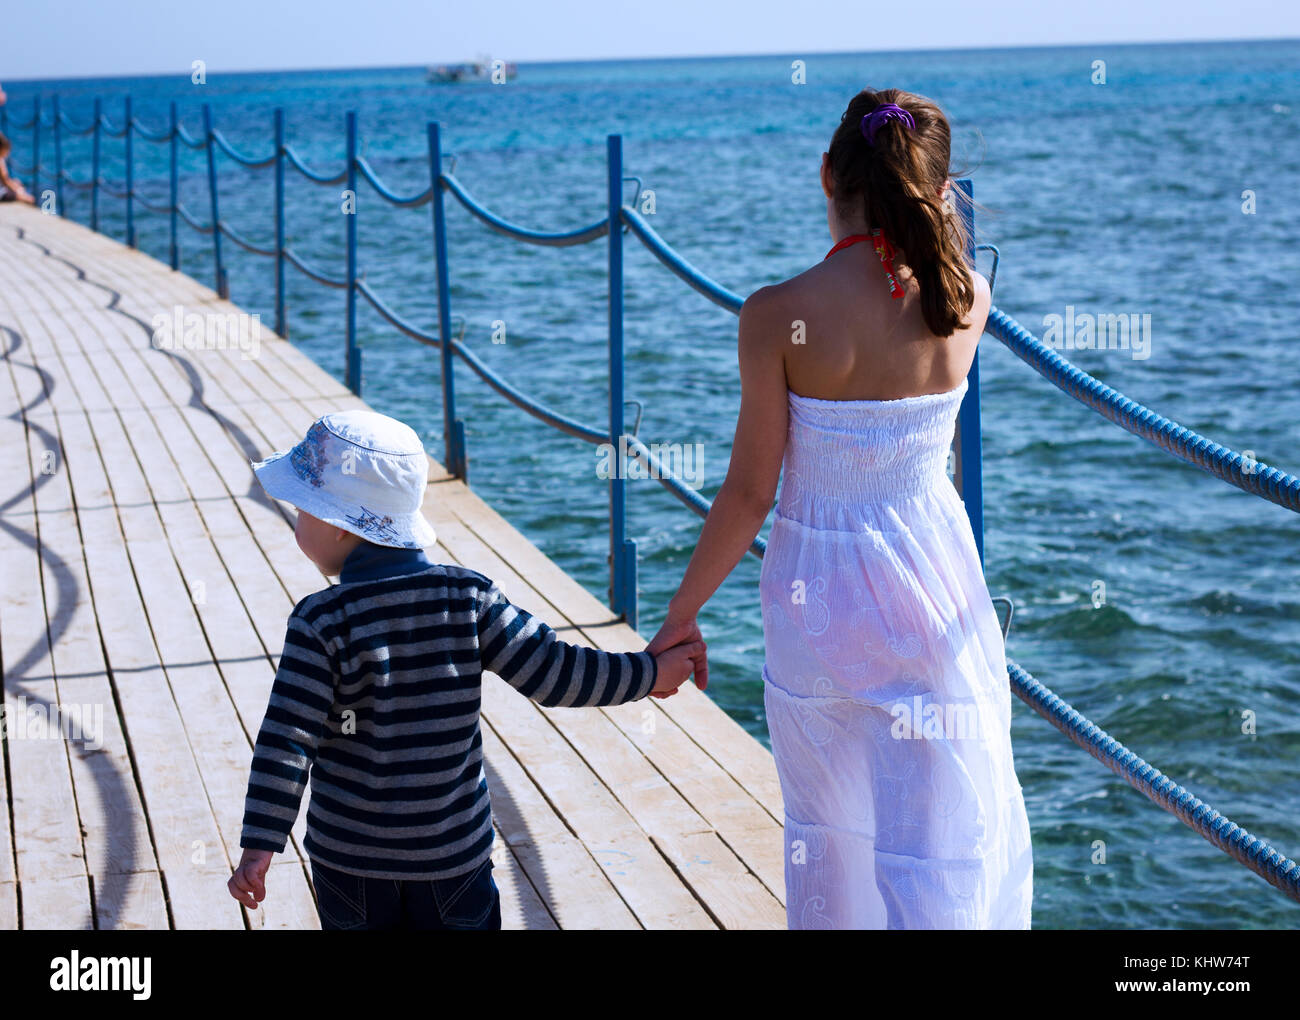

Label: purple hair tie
[860,103,916,145]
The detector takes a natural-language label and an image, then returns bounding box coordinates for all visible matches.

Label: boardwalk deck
[0,204,786,930]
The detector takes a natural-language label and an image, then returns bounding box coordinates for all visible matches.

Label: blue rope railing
[58,111,98,136]
[210,129,276,169]
[58,170,97,190]
[99,114,129,139]
[355,156,433,207]
[218,218,278,257]
[283,144,347,185]
[985,308,1300,515]
[621,205,744,312]
[176,123,205,149]
[354,279,444,346]
[175,202,214,235]
[440,172,609,245]
[1008,660,1300,903]
[130,117,171,143]
[282,245,348,288]
[24,93,1299,910]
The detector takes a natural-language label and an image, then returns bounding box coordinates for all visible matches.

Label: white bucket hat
[251,410,438,549]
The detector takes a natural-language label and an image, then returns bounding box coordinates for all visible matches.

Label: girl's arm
[647,286,790,671]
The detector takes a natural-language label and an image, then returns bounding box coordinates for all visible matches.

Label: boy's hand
[228,848,274,909]
[651,638,708,699]
[647,611,708,697]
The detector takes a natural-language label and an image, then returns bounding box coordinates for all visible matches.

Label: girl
[647,88,1033,929]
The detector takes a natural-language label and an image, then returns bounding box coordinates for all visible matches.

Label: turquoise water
[8,40,1300,929]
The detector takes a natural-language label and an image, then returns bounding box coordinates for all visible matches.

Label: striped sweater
[240,542,657,880]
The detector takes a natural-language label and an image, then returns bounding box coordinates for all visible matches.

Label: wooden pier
[0,204,786,930]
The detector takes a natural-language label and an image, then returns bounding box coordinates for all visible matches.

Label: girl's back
[774,243,991,403]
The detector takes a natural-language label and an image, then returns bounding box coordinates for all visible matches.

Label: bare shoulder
[739,281,795,348]
[740,277,811,345]
[967,269,992,328]
[741,279,800,317]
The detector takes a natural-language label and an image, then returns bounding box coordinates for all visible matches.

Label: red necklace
[824,229,905,299]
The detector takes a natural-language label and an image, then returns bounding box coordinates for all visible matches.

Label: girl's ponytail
[827,88,976,338]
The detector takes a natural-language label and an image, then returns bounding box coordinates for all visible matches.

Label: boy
[0,133,35,204]
[227,410,706,929]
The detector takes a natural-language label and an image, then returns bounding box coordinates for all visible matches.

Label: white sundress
[759,377,1033,929]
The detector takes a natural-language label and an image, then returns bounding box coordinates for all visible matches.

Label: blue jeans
[311,857,501,931]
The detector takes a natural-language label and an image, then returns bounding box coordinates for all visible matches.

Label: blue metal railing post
[168,101,179,270]
[91,98,101,232]
[202,104,227,298]
[345,110,360,394]
[52,96,63,216]
[274,107,286,337]
[607,134,637,627]
[429,122,467,478]
[124,97,135,248]
[30,97,40,202]
[953,177,985,565]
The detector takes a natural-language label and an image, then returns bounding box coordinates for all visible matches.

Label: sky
[3,0,1298,80]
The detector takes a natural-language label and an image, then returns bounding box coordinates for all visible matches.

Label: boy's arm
[240,613,336,853]
[476,579,656,707]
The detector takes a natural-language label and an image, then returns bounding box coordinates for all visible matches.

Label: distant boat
[426,55,517,84]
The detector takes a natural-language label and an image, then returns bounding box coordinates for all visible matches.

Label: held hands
[651,638,708,698]
[227,848,274,909]
[646,610,708,699]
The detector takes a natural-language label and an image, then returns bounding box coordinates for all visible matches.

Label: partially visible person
[0,132,35,204]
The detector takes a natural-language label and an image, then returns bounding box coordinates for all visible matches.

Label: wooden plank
[252,860,321,931]
[93,871,169,931]
[18,349,227,931]
[0,883,16,930]
[479,723,639,929]
[490,828,557,931]
[18,877,93,930]
[0,333,94,928]
[48,416,163,884]
[51,232,347,404]
[0,697,12,890]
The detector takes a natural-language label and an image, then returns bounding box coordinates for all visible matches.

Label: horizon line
[5,34,1298,87]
